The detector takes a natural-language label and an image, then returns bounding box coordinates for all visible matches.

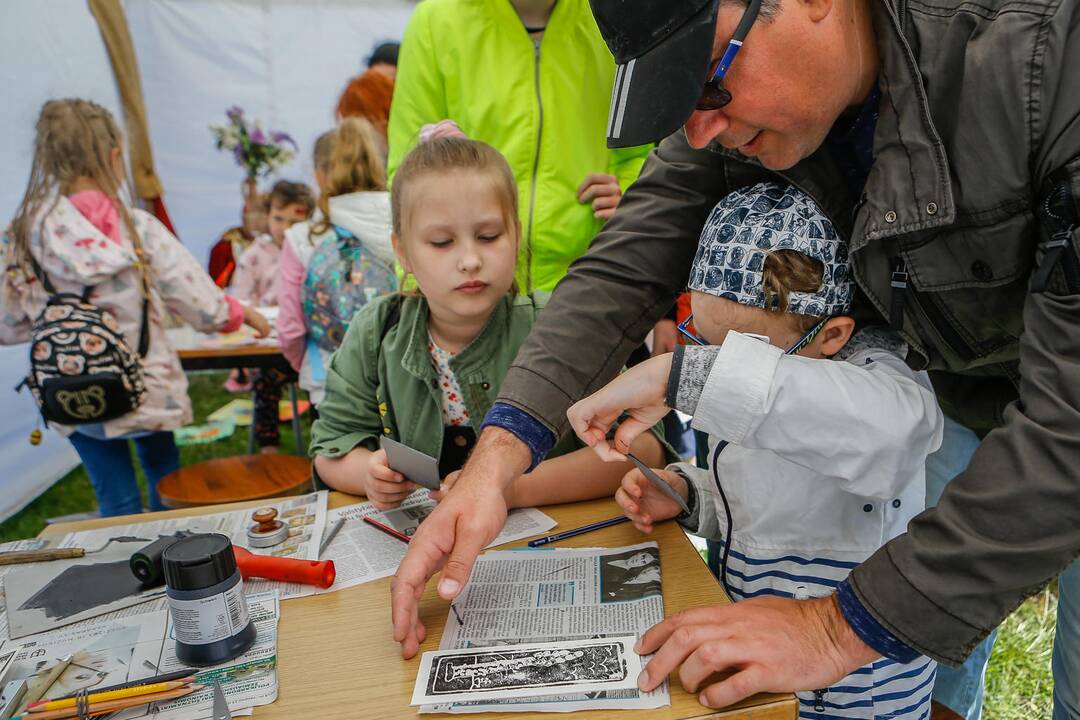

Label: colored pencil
[527,515,631,547]
[362,516,410,544]
[46,669,194,702]
[27,680,193,712]
[16,684,201,720]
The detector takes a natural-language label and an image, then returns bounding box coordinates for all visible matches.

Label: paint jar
[163,533,256,667]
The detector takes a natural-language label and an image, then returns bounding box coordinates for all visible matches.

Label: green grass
[985,586,1057,719]
[0,371,310,542]
[0,380,1058,716]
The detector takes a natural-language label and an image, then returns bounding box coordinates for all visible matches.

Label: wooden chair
[157,455,314,509]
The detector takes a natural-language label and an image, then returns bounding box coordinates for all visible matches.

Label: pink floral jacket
[1,196,240,437]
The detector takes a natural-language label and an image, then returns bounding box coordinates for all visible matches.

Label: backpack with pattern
[20,255,149,425]
[302,225,397,351]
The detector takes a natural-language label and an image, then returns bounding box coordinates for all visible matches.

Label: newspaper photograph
[0,590,278,720]
[411,637,641,706]
[313,491,557,595]
[422,541,669,714]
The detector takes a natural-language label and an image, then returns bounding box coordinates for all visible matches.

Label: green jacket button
[884,211,897,223]
[971,260,993,281]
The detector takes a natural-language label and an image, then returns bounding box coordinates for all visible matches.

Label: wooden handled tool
[0,548,85,566]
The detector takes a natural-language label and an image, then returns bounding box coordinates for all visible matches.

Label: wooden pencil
[22,684,201,720]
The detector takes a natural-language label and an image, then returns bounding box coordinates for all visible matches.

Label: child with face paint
[568,183,944,720]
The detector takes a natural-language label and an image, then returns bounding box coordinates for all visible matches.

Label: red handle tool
[232,546,336,588]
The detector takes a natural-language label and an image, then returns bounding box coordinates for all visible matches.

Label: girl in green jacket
[311,138,666,509]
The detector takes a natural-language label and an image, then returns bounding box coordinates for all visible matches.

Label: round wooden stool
[157,455,313,509]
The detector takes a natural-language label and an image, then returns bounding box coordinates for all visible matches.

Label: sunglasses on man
[696,0,764,111]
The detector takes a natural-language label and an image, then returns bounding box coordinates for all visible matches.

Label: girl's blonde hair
[761,249,825,332]
[390,137,519,239]
[9,99,147,292]
[309,117,386,240]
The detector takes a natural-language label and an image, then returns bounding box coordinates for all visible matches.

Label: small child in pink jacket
[230,180,314,452]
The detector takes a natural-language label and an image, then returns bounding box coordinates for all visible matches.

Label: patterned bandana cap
[688,182,853,317]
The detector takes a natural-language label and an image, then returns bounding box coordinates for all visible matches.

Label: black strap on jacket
[28,253,150,357]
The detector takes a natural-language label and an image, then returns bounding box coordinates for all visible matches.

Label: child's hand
[577,173,622,220]
[243,305,272,338]
[567,353,673,462]
[367,448,416,509]
[428,470,461,503]
[616,467,688,533]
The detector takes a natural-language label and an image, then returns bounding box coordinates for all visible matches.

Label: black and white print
[411,637,641,705]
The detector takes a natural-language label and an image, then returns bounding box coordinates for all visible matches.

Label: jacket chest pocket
[898,211,1035,368]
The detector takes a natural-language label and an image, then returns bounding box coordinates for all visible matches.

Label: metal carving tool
[625,452,691,516]
[212,679,231,720]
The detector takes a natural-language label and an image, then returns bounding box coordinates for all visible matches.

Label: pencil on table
[27,680,194,712]
[20,684,201,720]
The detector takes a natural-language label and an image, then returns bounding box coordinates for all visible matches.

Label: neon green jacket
[387,0,653,292]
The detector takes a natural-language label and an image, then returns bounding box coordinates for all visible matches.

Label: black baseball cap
[590,0,720,147]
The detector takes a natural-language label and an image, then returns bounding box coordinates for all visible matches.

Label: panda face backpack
[19,253,149,426]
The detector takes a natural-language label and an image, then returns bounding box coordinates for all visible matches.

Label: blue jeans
[924,416,995,719]
[1053,559,1080,719]
[68,431,179,516]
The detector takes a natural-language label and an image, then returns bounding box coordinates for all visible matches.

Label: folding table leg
[288,382,304,456]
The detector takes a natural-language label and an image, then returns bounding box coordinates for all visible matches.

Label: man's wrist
[481,402,556,472]
[834,580,919,664]
[472,426,533,484]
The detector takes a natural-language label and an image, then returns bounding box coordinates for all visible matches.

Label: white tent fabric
[0,0,414,521]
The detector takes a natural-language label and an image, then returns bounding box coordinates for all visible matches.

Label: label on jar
[168,580,250,645]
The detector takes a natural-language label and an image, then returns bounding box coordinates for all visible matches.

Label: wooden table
[171,335,305,456]
[39,494,796,720]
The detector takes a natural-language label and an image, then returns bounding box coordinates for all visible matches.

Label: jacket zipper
[813,689,826,712]
[1032,182,1079,293]
[890,257,976,362]
[523,37,544,292]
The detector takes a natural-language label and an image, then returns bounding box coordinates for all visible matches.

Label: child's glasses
[677,313,831,356]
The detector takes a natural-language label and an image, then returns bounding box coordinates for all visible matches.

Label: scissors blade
[625,452,691,516]
[212,679,231,720]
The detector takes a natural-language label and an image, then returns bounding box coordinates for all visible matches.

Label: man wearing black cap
[391,0,1080,716]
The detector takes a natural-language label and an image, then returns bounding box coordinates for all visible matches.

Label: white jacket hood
[327,191,395,267]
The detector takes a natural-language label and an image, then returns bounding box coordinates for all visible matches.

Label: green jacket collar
[396,294,515,382]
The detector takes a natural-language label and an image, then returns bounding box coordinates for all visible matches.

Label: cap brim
[605,0,719,148]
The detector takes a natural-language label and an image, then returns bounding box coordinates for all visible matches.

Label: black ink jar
[163,533,256,666]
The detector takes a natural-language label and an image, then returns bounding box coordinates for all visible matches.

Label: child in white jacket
[1,99,269,515]
[568,183,944,720]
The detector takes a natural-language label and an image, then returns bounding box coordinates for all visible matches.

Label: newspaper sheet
[411,637,642,705]
[51,491,328,604]
[421,541,670,713]
[0,590,279,720]
[314,491,557,594]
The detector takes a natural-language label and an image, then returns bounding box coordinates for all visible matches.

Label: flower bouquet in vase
[210,106,297,192]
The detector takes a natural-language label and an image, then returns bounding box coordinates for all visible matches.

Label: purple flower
[233,144,245,164]
[226,106,244,122]
[250,127,267,145]
[270,131,296,148]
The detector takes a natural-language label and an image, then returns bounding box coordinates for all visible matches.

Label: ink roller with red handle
[130,536,336,589]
